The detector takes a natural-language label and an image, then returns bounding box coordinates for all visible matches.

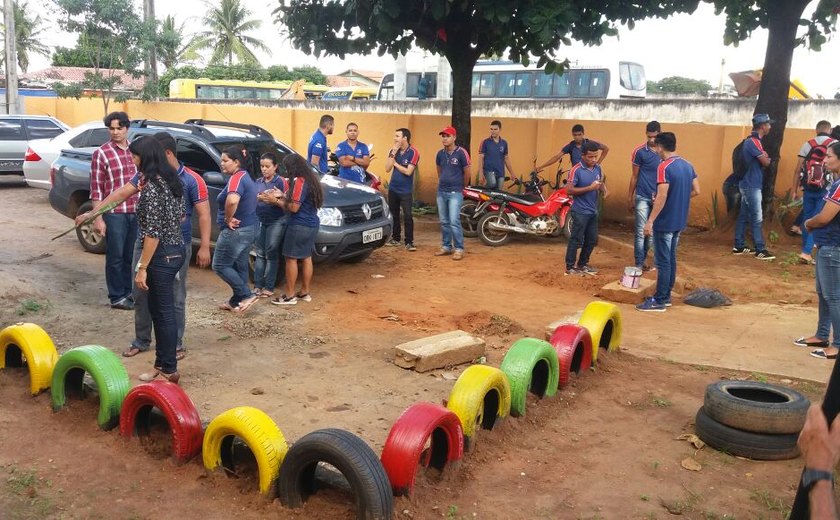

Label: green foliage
[157,65,326,96]
[16,299,50,316]
[648,76,713,96]
[711,0,838,51]
[157,15,201,70]
[192,0,270,66]
[0,1,50,72]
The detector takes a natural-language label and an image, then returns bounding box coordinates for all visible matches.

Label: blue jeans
[653,231,680,303]
[801,189,823,255]
[253,218,287,291]
[485,171,504,190]
[437,190,465,252]
[102,212,137,304]
[212,225,256,306]
[734,187,765,251]
[815,246,840,348]
[565,210,598,269]
[145,243,185,374]
[634,196,653,267]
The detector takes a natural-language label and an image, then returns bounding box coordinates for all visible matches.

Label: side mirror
[202,171,225,186]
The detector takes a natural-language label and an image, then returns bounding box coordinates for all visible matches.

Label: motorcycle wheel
[460,200,479,238]
[477,212,511,247]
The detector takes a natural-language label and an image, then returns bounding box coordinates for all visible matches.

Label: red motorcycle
[460,177,543,237]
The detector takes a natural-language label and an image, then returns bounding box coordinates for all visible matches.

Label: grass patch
[652,397,672,408]
[750,489,791,519]
[750,372,769,384]
[15,299,50,316]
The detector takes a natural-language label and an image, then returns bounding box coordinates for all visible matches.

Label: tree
[157,15,201,70]
[193,0,271,66]
[275,0,700,150]
[0,1,50,72]
[648,76,713,96]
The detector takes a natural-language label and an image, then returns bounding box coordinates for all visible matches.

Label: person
[384,127,420,251]
[628,121,662,271]
[802,142,840,360]
[636,132,700,312]
[272,154,324,306]
[796,405,840,519]
[536,123,609,171]
[334,122,371,183]
[308,114,334,174]
[212,146,259,313]
[476,120,514,190]
[792,120,835,264]
[733,113,775,260]
[564,142,609,276]
[253,152,289,298]
[90,111,138,310]
[434,126,471,261]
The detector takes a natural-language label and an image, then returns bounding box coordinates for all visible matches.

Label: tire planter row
[0,322,59,395]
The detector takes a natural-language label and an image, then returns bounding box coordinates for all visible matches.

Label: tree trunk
[446,51,478,154]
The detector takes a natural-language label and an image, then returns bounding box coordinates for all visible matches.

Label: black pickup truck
[48,119,392,263]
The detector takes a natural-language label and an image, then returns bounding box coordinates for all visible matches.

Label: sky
[27,1,840,98]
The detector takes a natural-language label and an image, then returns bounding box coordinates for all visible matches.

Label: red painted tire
[380,402,464,496]
[549,324,593,387]
[119,380,203,463]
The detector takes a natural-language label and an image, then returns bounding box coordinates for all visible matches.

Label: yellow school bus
[321,86,379,100]
[168,78,330,100]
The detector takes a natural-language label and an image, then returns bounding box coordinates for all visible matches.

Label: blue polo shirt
[389,146,420,195]
[653,156,697,233]
[436,146,471,192]
[479,137,508,175]
[255,175,288,223]
[307,130,329,174]
[813,179,840,247]
[739,132,766,190]
[568,163,602,215]
[631,143,661,200]
[288,177,321,228]
[216,170,257,228]
[130,163,208,245]
[335,140,370,183]
[562,138,603,166]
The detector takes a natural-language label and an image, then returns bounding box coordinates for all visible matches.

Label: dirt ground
[0,177,832,519]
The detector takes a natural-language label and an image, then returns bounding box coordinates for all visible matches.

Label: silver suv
[0,115,68,175]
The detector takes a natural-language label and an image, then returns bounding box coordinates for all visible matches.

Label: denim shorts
[282,224,318,259]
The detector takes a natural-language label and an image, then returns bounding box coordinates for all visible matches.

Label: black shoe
[732,247,752,255]
[755,249,776,261]
[110,297,135,310]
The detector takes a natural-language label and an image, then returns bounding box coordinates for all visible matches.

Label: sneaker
[755,249,776,261]
[452,250,464,261]
[641,264,656,272]
[386,239,401,247]
[732,247,752,255]
[110,297,135,310]
[271,295,298,306]
[405,243,417,252]
[296,293,312,302]
[434,248,452,256]
[662,299,673,307]
[578,265,599,276]
[565,267,583,276]
[636,297,667,312]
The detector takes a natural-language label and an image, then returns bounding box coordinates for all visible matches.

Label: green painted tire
[51,345,130,430]
[499,338,559,417]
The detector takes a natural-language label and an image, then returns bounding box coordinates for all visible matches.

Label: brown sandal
[176,350,186,361]
[123,346,144,358]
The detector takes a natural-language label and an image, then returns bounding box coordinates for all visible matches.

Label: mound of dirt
[456,311,525,337]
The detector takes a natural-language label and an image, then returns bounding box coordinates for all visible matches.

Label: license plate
[0,160,22,169]
[362,227,383,244]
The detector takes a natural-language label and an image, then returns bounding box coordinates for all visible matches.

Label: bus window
[496,72,515,97]
[196,85,226,99]
[407,73,437,98]
[227,87,256,99]
[534,72,553,97]
[471,73,495,97]
[589,71,608,97]
[514,72,532,97]
[552,73,570,97]
[619,62,646,91]
[572,71,591,97]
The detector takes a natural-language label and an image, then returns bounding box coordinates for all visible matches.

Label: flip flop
[810,349,838,360]
[176,350,186,361]
[794,337,829,347]
[123,346,145,357]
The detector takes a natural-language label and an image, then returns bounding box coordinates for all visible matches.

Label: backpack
[731,139,748,180]
[802,137,836,189]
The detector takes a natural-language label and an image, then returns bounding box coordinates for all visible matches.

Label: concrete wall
[26,96,835,227]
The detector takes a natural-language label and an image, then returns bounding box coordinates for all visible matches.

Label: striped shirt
[90,140,138,213]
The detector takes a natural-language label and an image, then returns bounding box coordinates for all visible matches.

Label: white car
[23,121,109,190]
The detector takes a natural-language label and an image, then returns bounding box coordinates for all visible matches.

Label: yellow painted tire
[578,301,622,362]
[0,322,59,395]
[446,365,511,440]
[202,406,288,496]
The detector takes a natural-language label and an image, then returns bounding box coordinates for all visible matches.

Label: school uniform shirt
[307,129,329,173]
[129,164,208,245]
[562,138,603,166]
[216,170,257,228]
[478,137,508,175]
[631,143,661,200]
[335,140,370,183]
[436,146,471,192]
[652,156,697,233]
[813,179,840,247]
[255,175,288,223]
[288,177,321,228]
[739,131,765,190]
[568,163,602,215]
[389,146,420,195]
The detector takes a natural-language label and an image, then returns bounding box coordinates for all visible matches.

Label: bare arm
[76,183,139,225]
[644,183,670,236]
[806,199,840,230]
[792,157,805,197]
[627,164,640,212]
[597,143,610,164]
[224,193,241,229]
[566,181,601,196]
[757,152,771,168]
[463,166,471,187]
[475,153,485,183]
[504,154,514,176]
[393,162,416,177]
[691,178,701,198]
[309,155,321,169]
[194,200,211,267]
[354,154,371,169]
[536,151,562,171]
[338,154,355,167]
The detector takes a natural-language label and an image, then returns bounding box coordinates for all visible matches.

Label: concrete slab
[544,312,583,340]
[394,330,485,372]
[598,279,656,305]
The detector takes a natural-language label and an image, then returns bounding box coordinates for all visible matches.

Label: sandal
[794,337,829,347]
[123,346,145,358]
[811,349,838,360]
[176,350,186,361]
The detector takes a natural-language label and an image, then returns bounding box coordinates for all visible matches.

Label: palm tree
[157,15,201,70]
[1,1,50,72]
[193,0,270,66]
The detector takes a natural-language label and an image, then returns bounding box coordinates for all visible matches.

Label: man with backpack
[732,113,775,260]
[791,120,835,264]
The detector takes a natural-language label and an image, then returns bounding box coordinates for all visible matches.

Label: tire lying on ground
[50,345,130,430]
[277,428,393,520]
[202,406,288,496]
[0,322,59,395]
[119,380,204,463]
[694,406,800,461]
[446,365,512,447]
[578,301,622,361]
[380,402,464,496]
[703,380,809,435]
[499,338,559,417]
[548,324,593,388]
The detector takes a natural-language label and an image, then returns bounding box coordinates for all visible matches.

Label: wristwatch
[802,468,835,490]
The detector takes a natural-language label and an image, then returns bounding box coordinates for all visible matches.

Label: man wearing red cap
[435,126,471,260]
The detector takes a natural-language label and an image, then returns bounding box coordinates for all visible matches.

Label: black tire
[561,213,572,239]
[477,212,511,247]
[75,201,106,254]
[549,210,571,239]
[340,250,373,264]
[276,428,393,520]
[694,407,799,461]
[703,380,809,434]
[461,200,479,238]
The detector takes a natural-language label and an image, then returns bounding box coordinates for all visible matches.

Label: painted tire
[499,338,559,417]
[277,428,393,520]
[446,365,512,440]
[0,322,59,395]
[380,402,464,496]
[202,406,288,496]
[119,380,204,463]
[50,345,130,430]
[694,406,799,461]
[549,324,593,388]
[578,301,622,361]
[703,380,809,435]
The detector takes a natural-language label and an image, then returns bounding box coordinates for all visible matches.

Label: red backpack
[803,137,837,189]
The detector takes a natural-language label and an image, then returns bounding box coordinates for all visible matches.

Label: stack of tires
[695,380,809,460]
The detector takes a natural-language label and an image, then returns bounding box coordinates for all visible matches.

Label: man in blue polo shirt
[628,121,662,271]
[476,120,514,190]
[536,123,610,172]
[565,142,608,276]
[334,122,371,183]
[385,127,420,251]
[308,114,334,174]
[733,113,775,260]
[435,125,471,261]
[637,132,700,312]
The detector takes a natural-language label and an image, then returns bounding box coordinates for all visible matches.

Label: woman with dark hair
[253,152,288,298]
[212,146,259,313]
[272,154,323,305]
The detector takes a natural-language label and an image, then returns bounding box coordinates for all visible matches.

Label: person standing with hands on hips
[434,126,471,261]
[385,128,420,251]
[476,120,514,190]
[565,142,609,276]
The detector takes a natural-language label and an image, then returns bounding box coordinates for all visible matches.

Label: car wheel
[75,201,106,254]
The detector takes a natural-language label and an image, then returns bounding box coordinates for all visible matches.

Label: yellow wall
[26,97,815,227]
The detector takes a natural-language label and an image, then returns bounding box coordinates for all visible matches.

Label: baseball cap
[439,126,457,137]
[752,113,774,125]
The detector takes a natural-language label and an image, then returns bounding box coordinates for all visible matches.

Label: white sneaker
[271,295,298,306]
[296,293,312,302]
